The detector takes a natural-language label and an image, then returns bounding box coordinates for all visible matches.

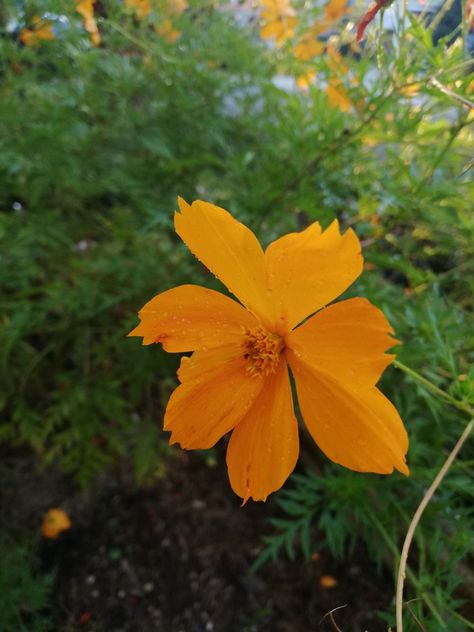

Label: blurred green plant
[0,538,54,632]
[0,0,473,630]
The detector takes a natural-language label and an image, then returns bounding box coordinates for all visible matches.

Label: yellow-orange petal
[327,81,353,112]
[286,298,397,388]
[125,0,151,19]
[226,358,299,502]
[265,219,363,333]
[294,36,324,61]
[287,350,408,475]
[128,284,257,351]
[164,346,265,449]
[296,71,317,91]
[177,344,244,383]
[324,0,350,22]
[174,199,273,328]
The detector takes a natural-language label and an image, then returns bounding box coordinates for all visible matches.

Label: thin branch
[458,157,474,178]
[395,420,474,632]
[320,604,348,631]
[256,87,395,228]
[429,77,474,110]
[406,600,427,631]
[393,360,474,417]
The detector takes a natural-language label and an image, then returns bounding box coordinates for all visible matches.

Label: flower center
[242,327,284,377]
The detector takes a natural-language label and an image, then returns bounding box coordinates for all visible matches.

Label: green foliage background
[0,0,473,630]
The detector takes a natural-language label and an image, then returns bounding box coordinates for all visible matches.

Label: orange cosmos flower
[325,44,360,112]
[167,0,188,14]
[76,0,101,46]
[41,508,71,539]
[293,0,350,66]
[294,30,324,61]
[125,0,152,19]
[259,0,297,45]
[20,16,55,47]
[323,0,350,24]
[129,199,409,502]
[327,79,353,111]
[296,70,317,91]
[156,19,181,43]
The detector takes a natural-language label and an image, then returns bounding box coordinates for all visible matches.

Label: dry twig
[395,420,474,632]
[320,604,348,631]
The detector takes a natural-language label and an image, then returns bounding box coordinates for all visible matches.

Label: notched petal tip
[239,490,268,505]
[397,460,410,476]
[127,324,141,337]
[240,494,250,507]
[328,217,340,232]
[127,322,160,346]
[168,434,179,446]
[176,196,190,213]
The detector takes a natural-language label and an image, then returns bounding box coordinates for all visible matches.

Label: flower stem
[393,360,474,418]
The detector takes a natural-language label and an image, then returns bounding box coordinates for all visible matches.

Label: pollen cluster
[242,326,284,377]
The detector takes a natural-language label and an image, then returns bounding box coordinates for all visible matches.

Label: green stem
[412,118,471,195]
[106,20,178,64]
[256,85,395,229]
[393,360,474,417]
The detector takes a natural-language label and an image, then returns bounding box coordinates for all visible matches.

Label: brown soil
[3,449,393,632]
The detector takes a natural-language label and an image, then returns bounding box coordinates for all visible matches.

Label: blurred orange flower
[319,575,338,588]
[167,0,188,14]
[296,70,317,91]
[41,508,71,539]
[327,80,353,111]
[125,0,187,19]
[323,0,350,24]
[325,44,356,111]
[20,16,55,47]
[296,0,350,52]
[154,0,188,41]
[76,0,101,46]
[129,199,409,502]
[156,19,181,42]
[294,31,324,61]
[259,0,297,45]
[125,0,151,19]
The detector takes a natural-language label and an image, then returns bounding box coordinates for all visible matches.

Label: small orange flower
[327,80,353,111]
[167,0,188,14]
[293,0,350,67]
[41,508,71,539]
[76,0,101,46]
[156,19,181,43]
[129,199,409,502]
[319,574,338,588]
[325,44,357,112]
[323,0,350,24]
[154,0,188,41]
[125,0,151,19]
[294,31,324,61]
[259,0,297,45]
[296,70,317,91]
[20,16,55,47]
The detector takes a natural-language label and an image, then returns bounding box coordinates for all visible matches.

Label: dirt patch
[3,449,393,631]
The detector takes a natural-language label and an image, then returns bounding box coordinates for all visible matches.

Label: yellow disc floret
[242,326,284,377]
